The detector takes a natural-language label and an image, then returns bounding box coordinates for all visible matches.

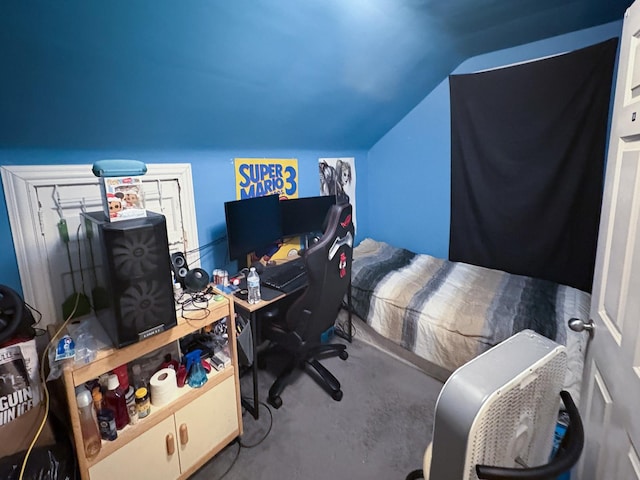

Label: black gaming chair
[260,203,355,409]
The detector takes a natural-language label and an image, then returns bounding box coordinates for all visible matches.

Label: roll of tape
[149,368,178,407]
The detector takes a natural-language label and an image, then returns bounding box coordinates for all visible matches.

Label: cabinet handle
[166,433,175,455]
[179,423,189,445]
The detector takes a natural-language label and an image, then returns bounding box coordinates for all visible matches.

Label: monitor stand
[304,232,323,250]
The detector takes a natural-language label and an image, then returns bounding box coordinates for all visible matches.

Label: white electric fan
[409,329,584,480]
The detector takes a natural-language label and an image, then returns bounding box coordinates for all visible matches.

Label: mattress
[347,238,591,404]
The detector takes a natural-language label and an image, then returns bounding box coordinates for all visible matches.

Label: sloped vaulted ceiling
[0,0,632,150]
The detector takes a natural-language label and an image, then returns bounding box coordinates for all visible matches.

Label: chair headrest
[324,203,353,237]
[320,203,354,260]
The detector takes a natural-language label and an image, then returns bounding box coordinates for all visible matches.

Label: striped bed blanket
[349,238,591,402]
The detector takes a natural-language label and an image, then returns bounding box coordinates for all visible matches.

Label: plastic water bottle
[247,267,261,304]
[76,389,102,458]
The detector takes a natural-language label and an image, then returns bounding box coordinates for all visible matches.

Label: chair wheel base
[332,389,343,401]
[268,395,283,409]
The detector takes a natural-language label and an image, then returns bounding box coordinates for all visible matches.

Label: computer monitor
[224,194,283,262]
[280,195,337,237]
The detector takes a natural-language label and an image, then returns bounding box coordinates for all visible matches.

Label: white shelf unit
[61,296,243,480]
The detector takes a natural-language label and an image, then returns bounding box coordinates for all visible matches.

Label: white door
[577,3,640,478]
[1,163,199,329]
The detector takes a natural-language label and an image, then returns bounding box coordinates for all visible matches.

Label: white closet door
[1,163,199,328]
[578,2,640,478]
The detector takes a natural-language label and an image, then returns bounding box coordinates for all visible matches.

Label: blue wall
[366,20,623,258]
[0,149,366,295]
[0,20,622,297]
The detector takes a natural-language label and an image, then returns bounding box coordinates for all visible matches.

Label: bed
[340,238,591,404]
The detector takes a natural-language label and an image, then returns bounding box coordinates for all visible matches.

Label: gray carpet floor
[191,336,444,480]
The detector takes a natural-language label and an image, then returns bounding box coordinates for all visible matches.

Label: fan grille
[466,350,567,479]
[120,280,170,331]
[110,230,160,280]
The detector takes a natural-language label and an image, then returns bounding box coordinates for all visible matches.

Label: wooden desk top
[214,286,286,313]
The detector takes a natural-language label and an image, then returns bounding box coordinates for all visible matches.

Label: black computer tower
[82,211,177,348]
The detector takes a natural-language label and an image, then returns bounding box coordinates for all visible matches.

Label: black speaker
[184,268,210,293]
[82,211,177,348]
[170,252,189,287]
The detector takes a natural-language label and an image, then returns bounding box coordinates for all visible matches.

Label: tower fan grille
[110,229,160,280]
[120,280,170,331]
[465,348,567,479]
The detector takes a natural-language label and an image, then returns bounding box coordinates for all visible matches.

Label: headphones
[0,285,36,344]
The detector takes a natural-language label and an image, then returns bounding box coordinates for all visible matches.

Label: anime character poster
[318,157,356,230]
[234,158,300,262]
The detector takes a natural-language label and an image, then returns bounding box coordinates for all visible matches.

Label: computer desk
[221,280,353,420]
[230,286,289,420]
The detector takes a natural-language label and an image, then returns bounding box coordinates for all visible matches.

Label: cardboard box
[0,403,55,458]
[100,176,146,221]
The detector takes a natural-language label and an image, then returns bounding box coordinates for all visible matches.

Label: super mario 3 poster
[234,158,300,262]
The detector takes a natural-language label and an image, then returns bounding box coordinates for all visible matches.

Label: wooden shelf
[68,298,231,386]
[62,292,243,480]
[86,366,234,467]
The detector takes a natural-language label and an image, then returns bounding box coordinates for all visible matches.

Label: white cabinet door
[174,376,238,472]
[89,415,181,480]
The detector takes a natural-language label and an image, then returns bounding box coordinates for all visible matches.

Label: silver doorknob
[568,318,595,338]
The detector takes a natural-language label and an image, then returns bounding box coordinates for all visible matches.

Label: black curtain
[449,38,618,293]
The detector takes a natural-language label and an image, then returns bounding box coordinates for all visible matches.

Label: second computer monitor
[224,194,283,262]
[280,195,337,238]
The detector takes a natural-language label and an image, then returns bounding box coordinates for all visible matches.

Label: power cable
[238,401,274,448]
[211,400,274,479]
[19,292,79,480]
[214,440,242,480]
